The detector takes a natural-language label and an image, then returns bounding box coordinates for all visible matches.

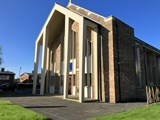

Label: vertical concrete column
[40,28,48,95]
[79,18,85,103]
[109,23,116,103]
[86,34,90,98]
[59,44,62,94]
[50,50,54,93]
[100,35,106,102]
[63,16,70,99]
[92,28,98,100]
[45,47,50,94]
[33,41,40,94]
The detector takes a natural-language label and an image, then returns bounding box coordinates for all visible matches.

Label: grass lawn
[0,100,48,120]
[93,104,160,120]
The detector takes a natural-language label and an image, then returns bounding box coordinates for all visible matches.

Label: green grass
[0,100,48,120]
[93,104,160,120]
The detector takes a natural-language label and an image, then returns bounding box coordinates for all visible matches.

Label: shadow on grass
[25,105,67,109]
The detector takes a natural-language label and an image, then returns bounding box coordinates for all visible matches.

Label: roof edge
[135,37,160,54]
[36,2,57,43]
[68,3,107,20]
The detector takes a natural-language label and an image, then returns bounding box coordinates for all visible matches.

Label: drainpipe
[115,22,121,102]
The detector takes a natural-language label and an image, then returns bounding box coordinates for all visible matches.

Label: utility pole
[69,0,72,4]
[19,67,22,80]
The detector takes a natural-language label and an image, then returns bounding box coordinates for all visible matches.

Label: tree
[0,45,2,65]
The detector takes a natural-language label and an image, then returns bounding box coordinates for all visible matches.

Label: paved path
[1,96,145,120]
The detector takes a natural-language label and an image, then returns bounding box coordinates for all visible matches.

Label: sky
[0,0,160,78]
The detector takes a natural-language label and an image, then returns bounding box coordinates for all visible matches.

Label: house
[0,68,15,85]
[20,72,41,83]
[32,2,160,103]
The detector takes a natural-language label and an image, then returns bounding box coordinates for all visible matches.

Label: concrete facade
[33,3,160,103]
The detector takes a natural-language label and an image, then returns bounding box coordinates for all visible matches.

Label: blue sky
[0,0,160,78]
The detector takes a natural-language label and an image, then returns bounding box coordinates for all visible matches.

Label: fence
[146,86,160,105]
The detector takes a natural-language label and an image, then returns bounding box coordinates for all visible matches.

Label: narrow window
[71,31,76,59]
[61,35,64,61]
[69,63,73,72]
[88,41,91,56]
[73,75,76,86]
[85,74,87,86]
[85,27,92,56]
[135,47,142,87]
[51,52,54,63]
[89,73,92,86]
[54,62,56,74]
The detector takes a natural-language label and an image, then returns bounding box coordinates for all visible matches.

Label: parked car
[0,83,17,91]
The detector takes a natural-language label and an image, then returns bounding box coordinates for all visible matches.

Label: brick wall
[112,18,137,102]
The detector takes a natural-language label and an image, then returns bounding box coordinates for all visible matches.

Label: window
[61,35,64,61]
[88,41,91,56]
[71,31,76,59]
[84,73,92,86]
[135,47,141,87]
[51,52,54,63]
[85,74,87,86]
[0,75,10,80]
[85,27,92,56]
[69,63,73,72]
[61,75,64,86]
[73,75,76,86]
[61,61,64,75]
[53,62,56,74]
[89,73,92,86]
[85,40,92,56]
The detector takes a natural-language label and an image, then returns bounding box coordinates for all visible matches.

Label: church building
[33,2,160,103]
